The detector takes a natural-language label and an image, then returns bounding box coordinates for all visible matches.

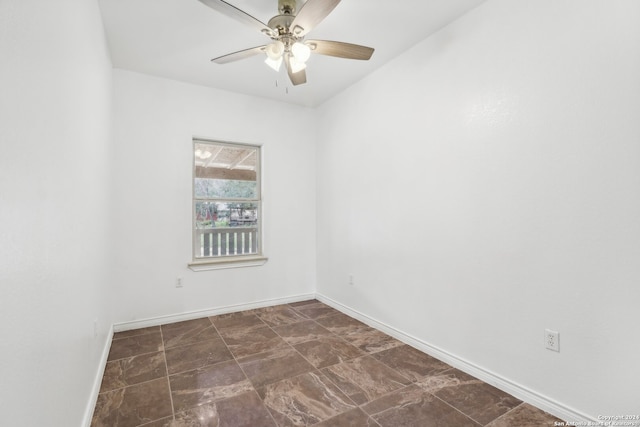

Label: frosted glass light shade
[265,41,285,60]
[265,56,283,71]
[289,56,307,73]
[291,42,311,63]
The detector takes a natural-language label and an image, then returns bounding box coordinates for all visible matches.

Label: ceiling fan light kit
[288,54,307,73]
[264,55,283,72]
[264,40,285,71]
[198,0,375,86]
[291,42,311,62]
[265,40,285,59]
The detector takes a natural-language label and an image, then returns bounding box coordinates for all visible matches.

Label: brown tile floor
[91,300,562,427]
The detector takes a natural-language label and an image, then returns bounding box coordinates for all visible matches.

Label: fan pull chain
[275,79,289,95]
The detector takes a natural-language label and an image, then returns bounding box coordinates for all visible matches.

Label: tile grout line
[307,312,367,350]
[356,377,483,427]
[293,309,445,427]
[168,317,249,417]
[99,332,168,396]
[286,307,387,396]
[259,307,325,426]
[96,301,560,427]
[417,371,525,426]
[256,305,319,381]
[112,328,159,340]
[285,304,365,355]
[106,349,164,365]
[291,305,501,427]
[158,325,176,422]
[356,382,418,422]
[161,323,233,377]
[185,304,468,424]
[97,368,173,396]
[430,389,486,426]
[482,401,526,426]
[244,303,365,422]
[210,314,283,427]
[290,309,415,409]
[281,305,390,417]
[307,303,528,426]
[311,311,403,357]
[348,363,455,414]
[259,304,364,425]
[285,303,489,426]
[107,328,164,364]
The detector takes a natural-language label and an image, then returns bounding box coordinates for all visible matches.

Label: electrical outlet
[176,277,183,288]
[349,275,355,286]
[545,329,559,352]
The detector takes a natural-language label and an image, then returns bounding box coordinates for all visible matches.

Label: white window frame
[188,138,267,271]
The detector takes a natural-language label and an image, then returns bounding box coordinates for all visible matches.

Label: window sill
[188,255,268,271]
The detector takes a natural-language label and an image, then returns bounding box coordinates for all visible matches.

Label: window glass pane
[194,142,257,200]
[194,201,259,258]
[194,178,257,199]
[195,201,258,229]
[193,140,261,261]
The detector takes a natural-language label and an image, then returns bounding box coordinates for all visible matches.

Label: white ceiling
[98,0,486,107]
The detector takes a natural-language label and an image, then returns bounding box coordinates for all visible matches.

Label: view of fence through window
[193,140,260,259]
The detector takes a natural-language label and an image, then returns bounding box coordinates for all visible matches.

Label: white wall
[316,0,640,419]
[0,1,114,426]
[3,0,638,423]
[110,70,316,323]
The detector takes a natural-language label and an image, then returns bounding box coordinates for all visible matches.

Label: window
[190,139,266,269]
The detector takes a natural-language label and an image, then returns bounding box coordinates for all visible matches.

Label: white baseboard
[315,292,596,425]
[85,292,593,426]
[82,324,114,427]
[113,293,315,332]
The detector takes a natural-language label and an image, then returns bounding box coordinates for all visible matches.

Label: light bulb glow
[289,56,307,73]
[291,42,311,63]
[195,149,212,159]
[265,41,285,60]
[265,55,283,72]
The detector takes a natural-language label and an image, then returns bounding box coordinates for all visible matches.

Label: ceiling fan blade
[306,40,374,60]
[198,0,274,36]
[285,55,307,86]
[290,0,341,37]
[212,45,266,64]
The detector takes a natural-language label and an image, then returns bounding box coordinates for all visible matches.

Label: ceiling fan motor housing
[278,0,298,15]
[267,14,295,37]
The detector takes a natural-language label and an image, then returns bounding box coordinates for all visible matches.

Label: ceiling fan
[197,0,375,85]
